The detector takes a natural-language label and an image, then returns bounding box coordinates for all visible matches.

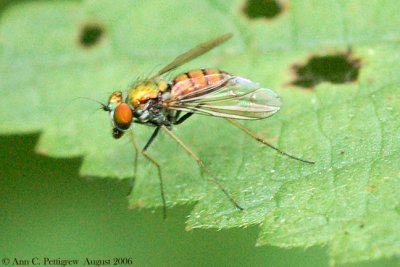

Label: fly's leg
[173,112,194,125]
[161,125,244,211]
[128,131,139,196]
[141,127,167,219]
[173,111,204,177]
[172,104,203,125]
[225,118,315,164]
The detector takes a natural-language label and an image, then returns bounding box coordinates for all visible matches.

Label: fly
[102,33,314,218]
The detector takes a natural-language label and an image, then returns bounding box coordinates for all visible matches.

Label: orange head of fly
[105,91,133,139]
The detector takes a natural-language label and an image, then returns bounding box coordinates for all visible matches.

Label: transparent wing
[164,76,281,120]
[150,33,233,79]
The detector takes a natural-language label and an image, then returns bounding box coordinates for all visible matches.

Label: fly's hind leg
[161,125,243,211]
[225,118,315,164]
[141,127,167,219]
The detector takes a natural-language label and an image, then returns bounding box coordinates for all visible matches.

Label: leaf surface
[1,0,399,264]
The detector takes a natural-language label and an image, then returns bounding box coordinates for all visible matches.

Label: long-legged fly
[101,33,314,218]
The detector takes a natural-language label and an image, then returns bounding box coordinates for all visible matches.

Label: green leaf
[1,0,399,265]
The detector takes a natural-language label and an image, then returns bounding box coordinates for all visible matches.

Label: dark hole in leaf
[243,0,283,19]
[290,52,361,89]
[79,23,104,48]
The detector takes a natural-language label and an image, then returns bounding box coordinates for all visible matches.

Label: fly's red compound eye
[113,103,132,130]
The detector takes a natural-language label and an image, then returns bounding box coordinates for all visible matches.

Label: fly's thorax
[132,97,170,125]
[127,79,170,109]
[125,79,171,124]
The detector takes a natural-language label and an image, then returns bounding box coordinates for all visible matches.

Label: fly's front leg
[128,131,139,196]
[161,125,243,211]
[140,127,167,219]
[225,118,315,164]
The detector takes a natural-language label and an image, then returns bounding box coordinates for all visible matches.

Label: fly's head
[105,91,133,139]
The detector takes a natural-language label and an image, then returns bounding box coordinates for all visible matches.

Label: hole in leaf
[290,52,361,89]
[243,0,283,19]
[79,23,105,48]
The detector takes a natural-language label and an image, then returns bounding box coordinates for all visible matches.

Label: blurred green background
[1,134,398,267]
[0,134,326,267]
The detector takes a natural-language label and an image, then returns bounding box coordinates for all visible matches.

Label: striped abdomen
[171,68,230,99]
